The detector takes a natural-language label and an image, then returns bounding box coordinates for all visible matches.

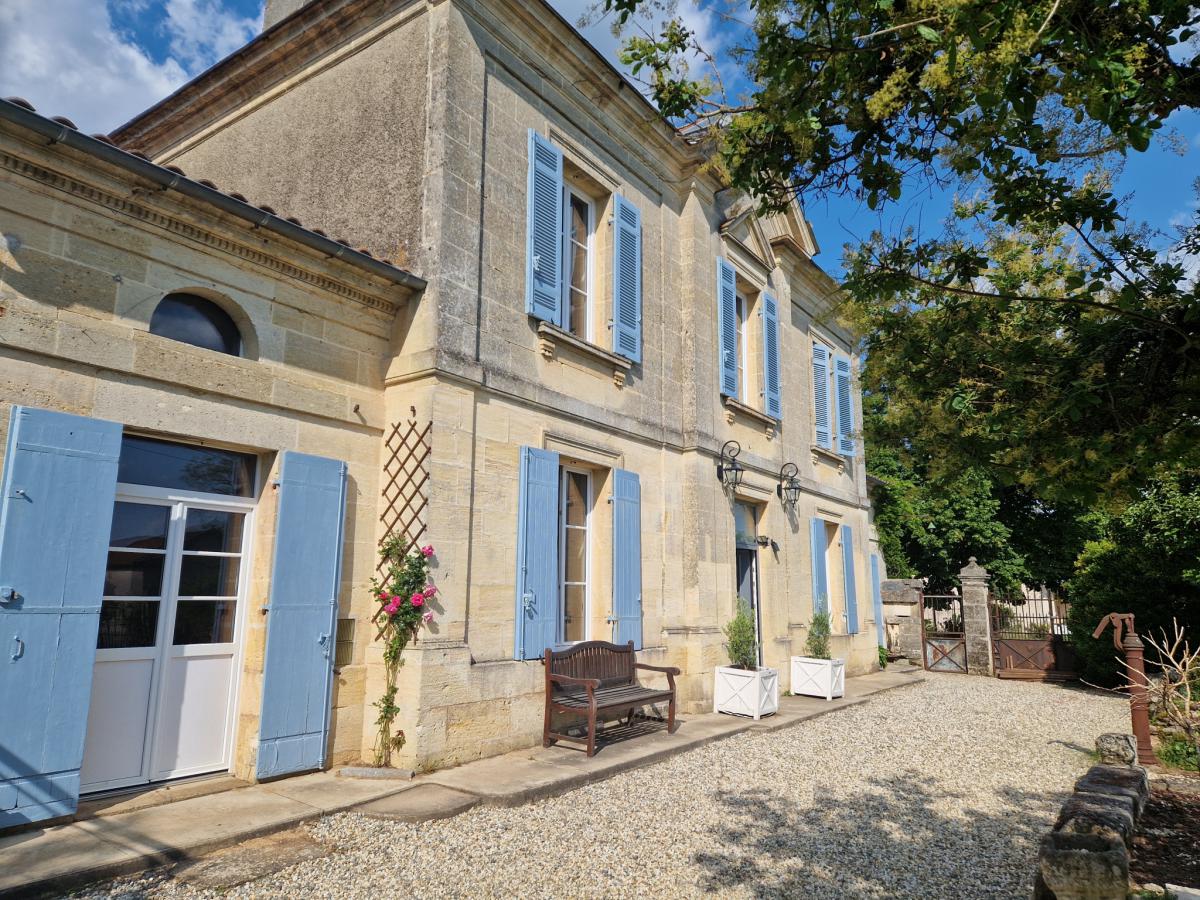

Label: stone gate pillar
[881,578,924,663]
[960,557,995,676]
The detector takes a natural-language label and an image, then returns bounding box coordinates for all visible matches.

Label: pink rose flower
[423,585,438,598]
[377,591,388,602]
[422,611,434,624]
[384,599,400,615]
[411,594,425,608]
[421,545,435,558]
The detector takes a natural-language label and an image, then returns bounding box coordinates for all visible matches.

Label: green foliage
[369,537,438,766]
[724,598,759,669]
[1066,469,1200,685]
[805,611,832,659]
[604,0,1200,506]
[1158,737,1200,772]
[878,645,888,669]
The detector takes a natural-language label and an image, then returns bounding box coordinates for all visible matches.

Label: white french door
[80,488,253,793]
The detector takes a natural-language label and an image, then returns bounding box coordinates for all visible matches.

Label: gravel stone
[75,674,1125,899]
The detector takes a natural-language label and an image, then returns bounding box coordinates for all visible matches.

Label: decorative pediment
[718,193,775,273]
[718,191,819,271]
[761,198,820,258]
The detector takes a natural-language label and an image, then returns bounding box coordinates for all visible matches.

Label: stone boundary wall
[1034,733,1148,900]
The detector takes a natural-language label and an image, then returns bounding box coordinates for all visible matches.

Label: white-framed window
[559,466,592,643]
[562,188,594,341]
[735,293,748,402]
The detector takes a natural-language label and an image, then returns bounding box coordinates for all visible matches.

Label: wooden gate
[990,604,1078,681]
[921,593,968,673]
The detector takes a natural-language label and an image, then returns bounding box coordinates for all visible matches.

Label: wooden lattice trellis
[377,416,432,576]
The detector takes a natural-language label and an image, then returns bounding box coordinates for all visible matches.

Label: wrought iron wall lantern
[717,440,744,489]
[777,462,802,507]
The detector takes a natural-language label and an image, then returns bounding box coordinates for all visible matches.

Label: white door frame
[83,482,256,793]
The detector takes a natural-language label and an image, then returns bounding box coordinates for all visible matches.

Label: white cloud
[0,0,261,135]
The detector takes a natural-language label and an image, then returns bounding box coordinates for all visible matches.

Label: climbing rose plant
[371,535,437,767]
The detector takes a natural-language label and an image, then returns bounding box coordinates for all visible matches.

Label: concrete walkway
[0,665,921,898]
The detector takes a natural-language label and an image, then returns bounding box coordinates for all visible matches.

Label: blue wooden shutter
[717,258,738,397]
[761,291,781,419]
[0,406,120,827]
[612,196,642,363]
[842,524,859,634]
[514,447,560,659]
[870,553,885,647]
[812,344,832,449]
[611,468,642,648]
[835,355,856,456]
[526,130,564,325]
[810,517,828,616]
[257,451,347,780]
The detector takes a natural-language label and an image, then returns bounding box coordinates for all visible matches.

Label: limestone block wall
[0,123,414,777]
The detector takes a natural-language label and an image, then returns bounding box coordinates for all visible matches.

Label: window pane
[569,195,588,242]
[570,240,587,294]
[149,293,242,356]
[563,585,586,643]
[564,527,587,584]
[97,600,159,648]
[565,472,588,526]
[109,502,170,550]
[569,290,588,339]
[119,436,255,497]
[734,503,757,549]
[104,552,165,597]
[173,600,236,645]
[184,509,245,553]
[178,555,241,597]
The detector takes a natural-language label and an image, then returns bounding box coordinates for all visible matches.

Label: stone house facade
[0,0,887,828]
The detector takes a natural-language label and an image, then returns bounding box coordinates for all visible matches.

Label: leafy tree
[1066,468,1200,685]
[604,0,1200,504]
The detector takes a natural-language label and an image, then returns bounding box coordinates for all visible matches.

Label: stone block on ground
[1054,792,1137,847]
[1095,733,1137,767]
[355,783,479,822]
[1074,764,1150,818]
[1038,830,1129,900]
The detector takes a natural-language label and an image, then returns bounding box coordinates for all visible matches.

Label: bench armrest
[635,663,681,676]
[548,672,602,690]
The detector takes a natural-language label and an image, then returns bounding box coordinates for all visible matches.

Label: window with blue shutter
[257,450,348,780]
[842,524,859,634]
[835,354,855,456]
[514,446,561,659]
[611,468,642,648]
[812,344,832,449]
[612,196,642,363]
[0,406,121,827]
[870,553,885,647]
[810,517,828,616]
[526,130,564,325]
[761,291,781,419]
[717,258,738,397]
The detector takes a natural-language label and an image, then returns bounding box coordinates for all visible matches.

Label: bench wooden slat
[543,640,679,757]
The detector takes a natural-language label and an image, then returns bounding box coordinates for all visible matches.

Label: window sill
[537,321,632,388]
[724,396,777,438]
[810,444,847,474]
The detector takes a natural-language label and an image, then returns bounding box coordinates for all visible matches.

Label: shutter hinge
[0,586,16,605]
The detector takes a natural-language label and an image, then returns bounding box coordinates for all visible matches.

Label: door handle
[522,590,535,613]
[10,634,24,661]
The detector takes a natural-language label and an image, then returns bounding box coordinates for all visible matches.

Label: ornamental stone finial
[960,556,990,580]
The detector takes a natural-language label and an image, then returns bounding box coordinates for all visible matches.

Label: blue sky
[1,0,1195,274]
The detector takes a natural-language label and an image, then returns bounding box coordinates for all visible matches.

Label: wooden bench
[543,640,680,757]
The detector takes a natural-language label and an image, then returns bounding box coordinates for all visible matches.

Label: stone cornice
[0,148,399,314]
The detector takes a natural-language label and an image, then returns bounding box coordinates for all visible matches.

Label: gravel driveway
[81,674,1125,900]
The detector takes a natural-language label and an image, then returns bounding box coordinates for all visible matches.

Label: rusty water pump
[1093,612,1159,766]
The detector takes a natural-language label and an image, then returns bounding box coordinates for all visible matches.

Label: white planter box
[790,656,846,700]
[713,665,779,720]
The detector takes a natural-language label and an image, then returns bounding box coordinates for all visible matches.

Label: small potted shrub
[790,612,845,700]
[713,599,779,719]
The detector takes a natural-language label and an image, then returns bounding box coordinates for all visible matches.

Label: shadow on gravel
[692,774,1054,898]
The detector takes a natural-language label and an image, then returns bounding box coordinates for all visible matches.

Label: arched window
[149,293,242,356]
